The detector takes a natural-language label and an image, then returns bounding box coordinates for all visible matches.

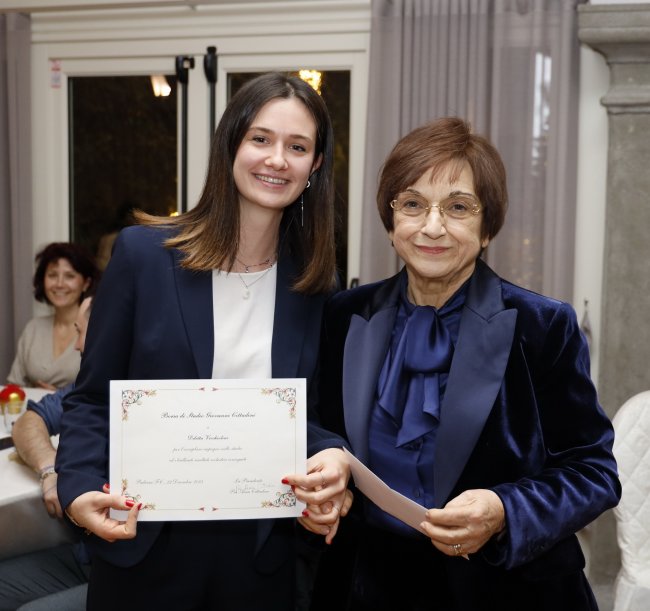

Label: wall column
[578,2,650,586]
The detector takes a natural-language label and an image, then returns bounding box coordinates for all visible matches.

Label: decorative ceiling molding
[578,3,650,114]
[0,0,359,14]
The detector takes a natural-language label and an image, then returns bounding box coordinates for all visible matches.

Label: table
[0,388,75,562]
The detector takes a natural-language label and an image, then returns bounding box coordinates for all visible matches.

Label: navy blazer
[56,225,334,568]
[316,260,620,607]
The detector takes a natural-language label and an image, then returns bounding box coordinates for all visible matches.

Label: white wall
[574,45,610,387]
[28,1,371,285]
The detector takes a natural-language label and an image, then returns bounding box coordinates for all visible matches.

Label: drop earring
[300,180,311,228]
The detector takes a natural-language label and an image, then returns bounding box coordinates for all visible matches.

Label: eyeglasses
[390,192,482,221]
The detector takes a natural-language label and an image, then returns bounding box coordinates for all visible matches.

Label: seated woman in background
[6,242,100,390]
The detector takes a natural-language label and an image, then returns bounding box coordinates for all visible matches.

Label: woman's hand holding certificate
[284,447,352,544]
[109,379,307,522]
[66,485,141,542]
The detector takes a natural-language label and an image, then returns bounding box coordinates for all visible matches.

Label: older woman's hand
[66,484,142,543]
[420,489,505,558]
[283,448,351,544]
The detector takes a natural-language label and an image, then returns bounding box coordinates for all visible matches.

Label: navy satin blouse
[367,274,467,537]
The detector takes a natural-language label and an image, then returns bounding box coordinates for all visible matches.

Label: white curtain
[0,13,33,382]
[359,0,582,303]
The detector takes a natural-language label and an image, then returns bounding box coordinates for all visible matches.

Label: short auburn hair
[377,117,508,241]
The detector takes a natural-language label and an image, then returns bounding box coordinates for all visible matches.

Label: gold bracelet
[65,509,83,528]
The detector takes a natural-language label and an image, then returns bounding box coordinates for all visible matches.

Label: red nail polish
[281,478,289,484]
[125,499,135,508]
[302,509,309,517]
[137,502,143,510]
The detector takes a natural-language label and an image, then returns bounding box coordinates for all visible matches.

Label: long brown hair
[137,72,336,294]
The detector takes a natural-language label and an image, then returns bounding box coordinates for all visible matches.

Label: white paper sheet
[109,379,306,521]
[343,447,428,534]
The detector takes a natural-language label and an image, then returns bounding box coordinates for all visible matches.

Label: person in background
[6,243,99,390]
[95,201,135,271]
[55,73,349,611]
[0,297,93,611]
[308,117,620,611]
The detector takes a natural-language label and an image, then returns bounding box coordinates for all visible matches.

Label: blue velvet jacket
[316,260,620,605]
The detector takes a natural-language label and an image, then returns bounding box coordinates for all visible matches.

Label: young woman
[55,73,349,610]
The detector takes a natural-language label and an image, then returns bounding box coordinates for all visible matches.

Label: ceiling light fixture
[150,75,171,97]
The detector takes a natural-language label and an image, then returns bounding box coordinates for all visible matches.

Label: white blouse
[211,265,277,379]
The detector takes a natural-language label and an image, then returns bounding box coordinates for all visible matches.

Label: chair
[612,390,650,611]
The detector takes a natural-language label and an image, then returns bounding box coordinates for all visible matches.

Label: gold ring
[452,543,463,556]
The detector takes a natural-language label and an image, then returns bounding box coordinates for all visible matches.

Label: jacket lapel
[172,250,214,379]
[342,273,403,463]
[433,260,517,507]
[271,253,304,378]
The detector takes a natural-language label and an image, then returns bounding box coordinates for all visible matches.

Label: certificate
[109,378,306,521]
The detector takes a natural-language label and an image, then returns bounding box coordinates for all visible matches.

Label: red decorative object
[0,384,25,403]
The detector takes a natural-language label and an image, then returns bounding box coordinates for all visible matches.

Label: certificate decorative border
[112,380,305,518]
[121,478,156,510]
[261,387,296,418]
[261,490,297,508]
[121,389,157,420]
[121,387,296,420]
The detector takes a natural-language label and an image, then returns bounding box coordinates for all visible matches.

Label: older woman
[308,117,620,611]
[7,242,99,389]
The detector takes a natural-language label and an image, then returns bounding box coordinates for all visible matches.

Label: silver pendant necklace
[237,265,274,299]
